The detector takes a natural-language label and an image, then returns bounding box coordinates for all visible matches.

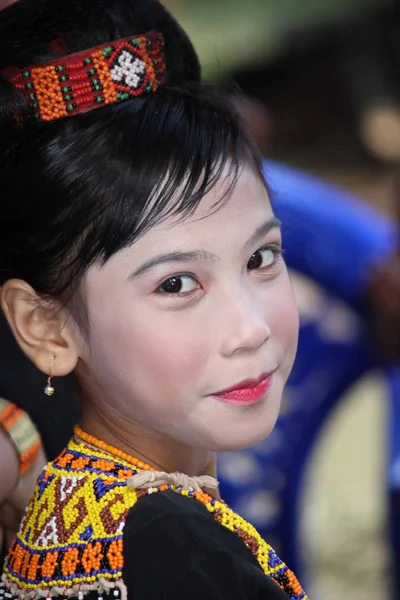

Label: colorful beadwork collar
[2,435,307,600]
[3,31,166,123]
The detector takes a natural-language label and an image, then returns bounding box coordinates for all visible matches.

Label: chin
[217,390,283,452]
[207,413,280,453]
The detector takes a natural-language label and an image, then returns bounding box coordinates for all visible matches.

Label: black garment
[86,491,289,599]
[123,491,289,598]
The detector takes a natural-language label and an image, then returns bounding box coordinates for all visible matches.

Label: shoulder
[123,491,289,599]
[124,487,234,545]
[3,441,138,599]
[123,490,225,562]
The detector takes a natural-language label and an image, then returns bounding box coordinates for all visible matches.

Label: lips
[213,372,274,406]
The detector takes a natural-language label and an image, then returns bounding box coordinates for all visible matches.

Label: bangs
[2,86,262,298]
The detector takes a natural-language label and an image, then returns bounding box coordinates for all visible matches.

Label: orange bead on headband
[3,30,166,123]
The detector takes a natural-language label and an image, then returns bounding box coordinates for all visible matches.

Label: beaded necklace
[74,425,156,472]
[2,426,308,600]
[74,426,307,600]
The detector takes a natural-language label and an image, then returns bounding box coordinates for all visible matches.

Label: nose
[219,289,271,357]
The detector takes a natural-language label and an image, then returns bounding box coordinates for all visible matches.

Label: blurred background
[163,1,400,598]
[168,0,400,183]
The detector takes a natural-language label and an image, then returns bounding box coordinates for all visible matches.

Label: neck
[80,401,220,498]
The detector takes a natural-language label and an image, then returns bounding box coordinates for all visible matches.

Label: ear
[0,279,79,377]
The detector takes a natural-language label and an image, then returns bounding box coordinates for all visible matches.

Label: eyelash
[251,245,284,269]
[155,245,284,298]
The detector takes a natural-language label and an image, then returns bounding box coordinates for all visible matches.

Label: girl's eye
[247,246,282,271]
[157,274,199,295]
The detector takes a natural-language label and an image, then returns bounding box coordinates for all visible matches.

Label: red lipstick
[214,373,273,406]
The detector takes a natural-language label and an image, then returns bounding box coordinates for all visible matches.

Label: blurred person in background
[0,401,46,553]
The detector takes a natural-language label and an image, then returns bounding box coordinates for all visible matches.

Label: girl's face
[78,165,299,451]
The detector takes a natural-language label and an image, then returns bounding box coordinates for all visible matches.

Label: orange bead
[74,425,155,471]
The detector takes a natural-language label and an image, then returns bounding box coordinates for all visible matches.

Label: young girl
[0,0,305,598]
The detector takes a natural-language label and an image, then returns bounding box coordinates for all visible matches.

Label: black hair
[0,0,262,319]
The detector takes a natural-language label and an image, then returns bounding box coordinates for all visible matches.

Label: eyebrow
[129,249,217,279]
[129,217,281,279]
[243,217,281,251]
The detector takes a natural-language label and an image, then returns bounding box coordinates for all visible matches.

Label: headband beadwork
[4,30,166,123]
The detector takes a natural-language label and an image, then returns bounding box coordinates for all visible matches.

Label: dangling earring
[44,355,56,396]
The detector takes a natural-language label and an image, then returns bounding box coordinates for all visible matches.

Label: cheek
[270,275,299,362]
[88,306,211,393]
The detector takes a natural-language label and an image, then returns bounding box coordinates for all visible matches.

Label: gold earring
[44,355,56,396]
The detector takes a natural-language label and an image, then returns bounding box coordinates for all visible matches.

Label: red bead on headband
[4,30,166,123]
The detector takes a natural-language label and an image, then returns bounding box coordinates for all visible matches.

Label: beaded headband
[3,30,166,123]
